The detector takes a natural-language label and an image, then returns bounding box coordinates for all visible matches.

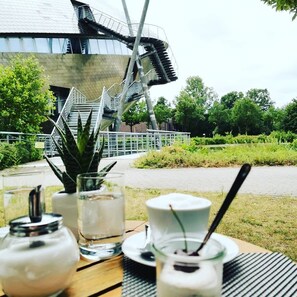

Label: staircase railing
[94,87,106,132]
[46,87,87,154]
[78,5,178,77]
[51,87,86,135]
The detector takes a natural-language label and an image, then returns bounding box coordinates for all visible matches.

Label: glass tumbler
[152,233,226,297]
[1,170,45,226]
[77,172,125,261]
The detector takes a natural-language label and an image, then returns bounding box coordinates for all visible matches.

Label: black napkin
[122,253,297,297]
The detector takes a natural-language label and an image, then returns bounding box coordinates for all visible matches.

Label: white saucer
[122,231,239,267]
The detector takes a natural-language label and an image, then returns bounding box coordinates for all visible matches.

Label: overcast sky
[87,0,297,108]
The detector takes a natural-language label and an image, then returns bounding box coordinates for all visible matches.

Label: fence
[0,130,190,158]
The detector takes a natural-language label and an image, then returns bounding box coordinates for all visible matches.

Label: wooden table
[0,220,270,297]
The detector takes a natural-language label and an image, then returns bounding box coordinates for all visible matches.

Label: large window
[8,38,22,52]
[22,38,36,52]
[0,37,131,55]
[0,38,8,52]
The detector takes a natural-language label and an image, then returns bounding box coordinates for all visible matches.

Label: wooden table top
[0,220,270,297]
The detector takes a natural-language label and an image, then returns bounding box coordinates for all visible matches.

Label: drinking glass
[1,170,45,226]
[152,233,225,297]
[77,172,125,261]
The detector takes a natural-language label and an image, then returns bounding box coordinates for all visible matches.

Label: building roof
[0,0,80,34]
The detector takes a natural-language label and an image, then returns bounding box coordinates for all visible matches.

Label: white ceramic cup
[146,193,211,243]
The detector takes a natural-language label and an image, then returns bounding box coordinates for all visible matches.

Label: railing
[0,131,51,151]
[98,130,190,158]
[51,87,87,135]
[77,5,178,77]
[0,130,190,158]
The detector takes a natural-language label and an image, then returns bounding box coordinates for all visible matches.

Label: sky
[86,0,297,108]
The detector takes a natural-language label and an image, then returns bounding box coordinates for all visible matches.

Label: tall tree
[232,98,263,134]
[153,97,172,129]
[174,76,217,136]
[0,55,55,133]
[262,106,285,133]
[208,101,232,135]
[283,99,297,133]
[221,91,244,109]
[246,88,274,111]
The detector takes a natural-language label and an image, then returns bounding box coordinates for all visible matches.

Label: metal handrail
[0,130,190,158]
[51,87,87,136]
[76,5,178,76]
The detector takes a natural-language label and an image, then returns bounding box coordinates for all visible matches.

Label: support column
[122,0,158,131]
[115,0,158,131]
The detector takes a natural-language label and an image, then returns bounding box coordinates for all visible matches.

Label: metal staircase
[77,7,178,86]
[49,2,178,150]
[67,102,100,133]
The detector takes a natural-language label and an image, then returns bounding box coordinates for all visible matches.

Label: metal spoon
[139,224,155,261]
[193,163,251,255]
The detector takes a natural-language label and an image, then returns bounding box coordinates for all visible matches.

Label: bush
[0,140,42,170]
[0,143,19,170]
[270,131,297,143]
[134,142,297,168]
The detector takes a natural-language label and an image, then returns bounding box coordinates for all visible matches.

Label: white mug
[146,193,211,243]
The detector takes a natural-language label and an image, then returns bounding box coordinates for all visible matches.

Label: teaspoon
[193,163,251,255]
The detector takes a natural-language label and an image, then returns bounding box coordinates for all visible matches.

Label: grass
[125,187,297,262]
[134,143,297,168]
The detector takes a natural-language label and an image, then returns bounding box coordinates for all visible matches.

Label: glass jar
[0,213,79,297]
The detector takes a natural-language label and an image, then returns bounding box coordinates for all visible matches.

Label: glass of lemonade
[152,233,225,297]
[77,172,125,261]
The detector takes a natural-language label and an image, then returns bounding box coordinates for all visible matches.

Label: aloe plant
[45,110,116,193]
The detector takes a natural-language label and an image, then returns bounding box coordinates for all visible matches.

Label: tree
[174,76,217,136]
[0,55,55,133]
[208,101,232,135]
[221,91,244,109]
[261,0,297,19]
[262,106,285,134]
[232,98,263,134]
[246,88,274,111]
[153,97,172,129]
[283,99,297,133]
[122,100,148,132]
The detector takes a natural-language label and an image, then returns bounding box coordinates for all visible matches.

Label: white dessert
[157,262,221,297]
[146,193,211,210]
[146,193,211,241]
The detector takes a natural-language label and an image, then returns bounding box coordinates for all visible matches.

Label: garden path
[5,154,297,197]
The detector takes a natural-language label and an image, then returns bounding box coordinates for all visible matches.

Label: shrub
[0,143,19,170]
[0,140,42,170]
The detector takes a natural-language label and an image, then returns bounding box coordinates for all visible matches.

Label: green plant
[44,111,116,193]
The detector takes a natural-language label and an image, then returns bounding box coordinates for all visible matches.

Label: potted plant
[45,110,116,238]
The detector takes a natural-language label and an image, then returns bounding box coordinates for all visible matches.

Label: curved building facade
[0,0,177,130]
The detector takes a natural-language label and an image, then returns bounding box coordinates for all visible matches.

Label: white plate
[122,231,239,267]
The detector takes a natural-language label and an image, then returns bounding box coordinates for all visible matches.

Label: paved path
[8,154,296,197]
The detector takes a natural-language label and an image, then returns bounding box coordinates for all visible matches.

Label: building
[0,0,177,132]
